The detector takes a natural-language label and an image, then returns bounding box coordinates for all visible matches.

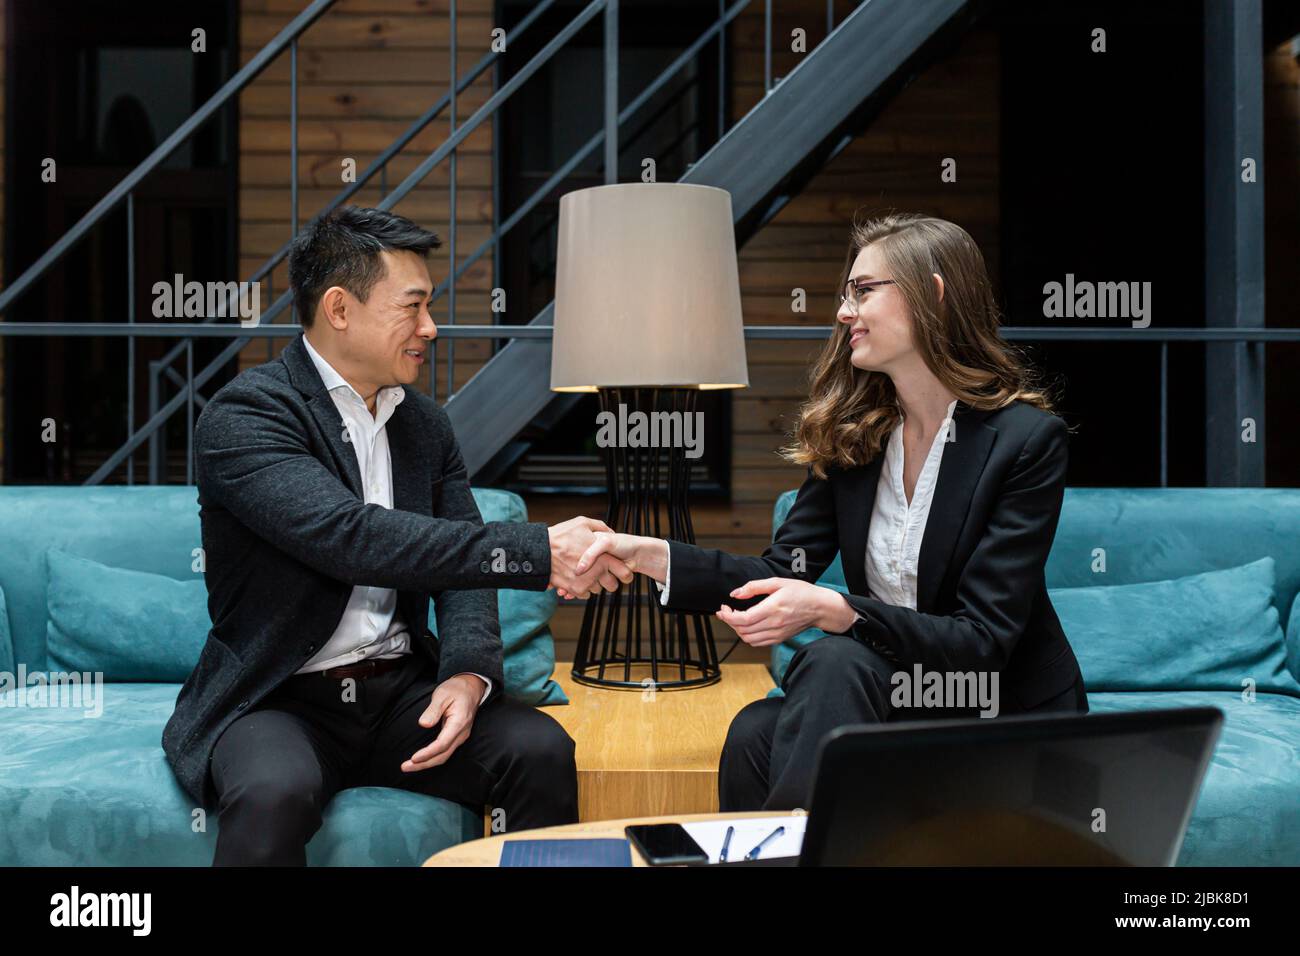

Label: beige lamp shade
[550,182,749,391]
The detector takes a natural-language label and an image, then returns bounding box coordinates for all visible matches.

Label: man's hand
[547,516,634,599]
[401,673,485,773]
[714,578,856,647]
[555,532,666,600]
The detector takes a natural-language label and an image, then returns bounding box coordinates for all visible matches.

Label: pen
[720,825,734,862]
[745,825,785,861]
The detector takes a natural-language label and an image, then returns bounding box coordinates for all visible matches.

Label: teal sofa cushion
[766,487,1300,695]
[428,589,566,706]
[1051,558,1299,695]
[45,549,210,683]
[43,544,566,704]
[1043,488,1300,677]
[26,489,566,703]
[0,682,481,865]
[0,486,566,678]
[1088,690,1300,866]
[0,487,205,671]
[0,583,13,677]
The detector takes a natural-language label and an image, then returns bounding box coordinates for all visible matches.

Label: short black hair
[288,206,441,328]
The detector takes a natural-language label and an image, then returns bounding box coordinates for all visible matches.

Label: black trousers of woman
[720,635,1089,812]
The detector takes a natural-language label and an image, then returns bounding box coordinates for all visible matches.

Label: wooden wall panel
[236,0,496,380]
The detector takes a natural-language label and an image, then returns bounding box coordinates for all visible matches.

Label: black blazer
[663,399,1085,711]
[162,334,553,810]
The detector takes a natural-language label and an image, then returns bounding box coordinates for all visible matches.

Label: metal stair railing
[0,0,338,316]
[0,0,340,482]
[142,0,562,483]
[3,0,914,486]
[85,0,762,486]
[77,0,613,485]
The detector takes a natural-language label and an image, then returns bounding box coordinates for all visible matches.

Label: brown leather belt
[315,655,408,680]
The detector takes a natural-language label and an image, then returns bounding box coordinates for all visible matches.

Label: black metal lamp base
[570,387,721,690]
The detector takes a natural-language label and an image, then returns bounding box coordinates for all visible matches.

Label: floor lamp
[551,182,750,690]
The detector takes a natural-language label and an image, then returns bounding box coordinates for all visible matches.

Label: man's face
[333,249,437,389]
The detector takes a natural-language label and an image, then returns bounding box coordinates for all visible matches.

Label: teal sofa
[768,487,1300,866]
[0,486,562,866]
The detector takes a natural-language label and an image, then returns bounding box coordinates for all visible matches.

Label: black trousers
[209,652,578,865]
[720,636,1089,812]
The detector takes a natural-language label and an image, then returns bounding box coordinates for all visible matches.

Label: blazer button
[237,700,250,711]
[522,561,533,573]
[508,561,520,573]
[306,644,316,653]
[480,560,490,573]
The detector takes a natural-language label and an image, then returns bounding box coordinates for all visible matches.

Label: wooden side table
[429,811,799,867]
[543,662,777,822]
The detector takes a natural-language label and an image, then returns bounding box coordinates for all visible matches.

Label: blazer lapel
[309,395,366,499]
[914,402,997,613]
[837,454,885,596]
[384,393,436,643]
[385,394,432,516]
[282,335,364,499]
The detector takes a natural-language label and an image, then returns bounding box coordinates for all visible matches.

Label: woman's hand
[715,578,857,647]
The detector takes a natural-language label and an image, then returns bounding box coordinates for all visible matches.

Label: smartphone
[625,823,709,865]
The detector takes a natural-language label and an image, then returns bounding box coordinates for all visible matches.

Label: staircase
[0,0,985,486]
[455,0,979,480]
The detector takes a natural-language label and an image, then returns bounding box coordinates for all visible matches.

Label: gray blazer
[162,334,552,810]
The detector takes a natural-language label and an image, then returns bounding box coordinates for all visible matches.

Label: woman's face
[836,243,921,375]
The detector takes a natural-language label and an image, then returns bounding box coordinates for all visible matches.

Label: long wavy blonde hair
[781,212,1059,478]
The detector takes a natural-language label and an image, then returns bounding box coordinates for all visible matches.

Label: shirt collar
[887,398,958,468]
[301,334,405,416]
[896,398,959,428]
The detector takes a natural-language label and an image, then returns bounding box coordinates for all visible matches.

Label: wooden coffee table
[428,811,799,866]
[540,662,777,822]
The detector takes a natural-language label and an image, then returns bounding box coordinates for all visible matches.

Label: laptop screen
[800,707,1222,866]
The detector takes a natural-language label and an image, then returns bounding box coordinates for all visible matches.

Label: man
[161,206,631,865]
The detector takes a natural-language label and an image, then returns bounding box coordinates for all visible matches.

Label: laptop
[790,707,1223,866]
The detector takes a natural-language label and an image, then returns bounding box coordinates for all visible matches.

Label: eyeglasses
[840,278,896,310]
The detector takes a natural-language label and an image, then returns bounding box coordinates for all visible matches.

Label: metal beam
[4,324,1295,342]
[605,0,619,183]
[1204,0,1266,486]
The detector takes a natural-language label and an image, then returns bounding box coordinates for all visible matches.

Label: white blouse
[864,399,959,610]
[656,399,958,613]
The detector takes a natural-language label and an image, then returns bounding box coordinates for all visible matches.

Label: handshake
[546,516,636,599]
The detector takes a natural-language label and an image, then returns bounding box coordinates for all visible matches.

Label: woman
[569,212,1088,812]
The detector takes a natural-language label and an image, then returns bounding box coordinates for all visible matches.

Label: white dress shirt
[656,400,958,621]
[863,399,958,610]
[296,336,491,703]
